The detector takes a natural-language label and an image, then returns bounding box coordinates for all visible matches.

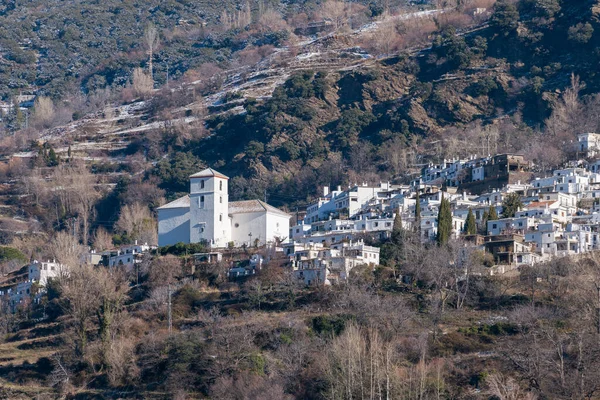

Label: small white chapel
[157,168,291,248]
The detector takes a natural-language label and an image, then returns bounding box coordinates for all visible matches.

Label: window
[219,214,223,222]
[200,227,204,233]
[219,181,223,191]
[200,195,204,208]
[201,180,205,189]
[492,224,497,229]
[220,196,222,204]
[235,223,239,228]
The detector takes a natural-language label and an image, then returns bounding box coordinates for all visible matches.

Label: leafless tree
[485,372,537,400]
[51,231,86,269]
[144,23,160,81]
[115,202,157,245]
[92,227,113,252]
[132,67,154,98]
[148,255,182,289]
[321,0,350,31]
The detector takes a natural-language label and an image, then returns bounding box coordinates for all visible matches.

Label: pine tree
[47,147,59,166]
[436,195,452,246]
[464,208,477,235]
[501,193,523,218]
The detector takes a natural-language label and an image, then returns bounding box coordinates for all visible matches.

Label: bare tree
[132,67,154,98]
[59,264,129,363]
[148,255,182,289]
[115,202,157,245]
[144,23,160,81]
[321,0,350,31]
[51,231,86,269]
[92,227,113,252]
[32,96,56,129]
[52,162,99,245]
[486,372,537,400]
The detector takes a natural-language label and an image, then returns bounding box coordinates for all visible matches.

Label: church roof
[229,200,290,218]
[157,195,190,210]
[189,168,229,179]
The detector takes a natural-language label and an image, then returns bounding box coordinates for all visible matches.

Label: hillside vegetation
[1,1,600,399]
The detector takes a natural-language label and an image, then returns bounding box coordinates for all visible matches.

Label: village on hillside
[4,132,600,310]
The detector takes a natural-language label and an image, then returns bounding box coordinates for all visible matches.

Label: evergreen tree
[436,195,452,246]
[415,190,421,232]
[13,98,23,129]
[501,193,523,218]
[47,147,59,166]
[392,208,403,243]
[464,208,477,235]
[488,205,498,221]
[481,209,489,234]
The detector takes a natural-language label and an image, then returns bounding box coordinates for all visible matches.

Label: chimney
[323,186,329,197]
[337,185,342,192]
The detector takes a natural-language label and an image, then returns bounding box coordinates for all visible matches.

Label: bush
[0,246,27,263]
[311,314,352,337]
[158,242,208,256]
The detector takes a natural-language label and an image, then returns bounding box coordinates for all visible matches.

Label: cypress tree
[13,98,23,128]
[464,208,477,235]
[481,210,489,234]
[436,195,452,245]
[392,208,403,243]
[47,147,59,166]
[488,205,498,221]
[415,190,421,229]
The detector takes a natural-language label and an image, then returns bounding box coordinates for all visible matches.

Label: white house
[577,133,600,157]
[290,241,380,285]
[157,168,291,248]
[0,260,66,311]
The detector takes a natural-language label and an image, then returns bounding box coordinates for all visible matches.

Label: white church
[157,168,291,248]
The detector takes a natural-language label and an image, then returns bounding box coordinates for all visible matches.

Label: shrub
[311,314,352,337]
[158,242,208,256]
[0,246,27,263]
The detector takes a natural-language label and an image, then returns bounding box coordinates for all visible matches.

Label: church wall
[266,213,291,243]
[230,212,267,246]
[158,208,190,247]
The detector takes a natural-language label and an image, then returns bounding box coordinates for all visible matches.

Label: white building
[158,168,291,248]
[577,133,600,157]
[290,241,380,285]
[0,260,66,311]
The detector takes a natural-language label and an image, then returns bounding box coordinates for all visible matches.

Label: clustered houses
[285,241,380,285]
[0,260,66,311]
[287,144,600,281]
[0,243,156,313]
